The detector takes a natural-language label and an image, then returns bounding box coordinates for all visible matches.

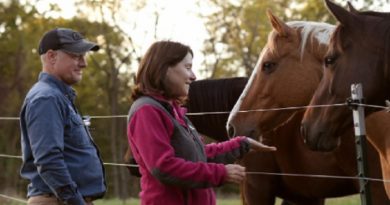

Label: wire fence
[1,102,387,120]
[1,102,389,204]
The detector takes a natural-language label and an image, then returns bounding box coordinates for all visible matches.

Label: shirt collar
[38,72,76,101]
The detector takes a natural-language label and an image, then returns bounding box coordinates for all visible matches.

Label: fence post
[350,83,371,205]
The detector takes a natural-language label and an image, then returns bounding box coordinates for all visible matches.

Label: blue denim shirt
[20,72,106,204]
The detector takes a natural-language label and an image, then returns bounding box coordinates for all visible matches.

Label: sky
[116,0,212,77]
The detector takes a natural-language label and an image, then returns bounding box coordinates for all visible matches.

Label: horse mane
[268,21,335,60]
[353,10,390,81]
[187,77,248,112]
[358,11,390,18]
[186,77,248,140]
[382,20,390,83]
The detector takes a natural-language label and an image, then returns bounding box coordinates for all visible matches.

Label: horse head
[301,0,390,151]
[227,10,333,140]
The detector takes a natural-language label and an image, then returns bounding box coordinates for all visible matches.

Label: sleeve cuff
[55,184,85,205]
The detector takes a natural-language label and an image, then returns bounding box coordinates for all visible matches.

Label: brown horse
[186,77,248,141]
[365,110,390,197]
[227,10,388,204]
[301,0,390,198]
[301,0,390,151]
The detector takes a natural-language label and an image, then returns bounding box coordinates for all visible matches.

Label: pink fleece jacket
[127,96,248,205]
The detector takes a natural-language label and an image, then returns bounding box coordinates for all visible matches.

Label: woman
[127,41,276,205]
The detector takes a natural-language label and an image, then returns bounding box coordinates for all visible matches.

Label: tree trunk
[109,78,120,198]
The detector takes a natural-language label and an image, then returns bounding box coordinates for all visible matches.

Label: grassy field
[94,195,361,205]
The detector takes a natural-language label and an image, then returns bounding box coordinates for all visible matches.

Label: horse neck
[365,111,390,163]
[271,110,304,136]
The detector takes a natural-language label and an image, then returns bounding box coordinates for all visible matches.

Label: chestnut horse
[301,0,390,151]
[227,10,388,204]
[301,0,390,198]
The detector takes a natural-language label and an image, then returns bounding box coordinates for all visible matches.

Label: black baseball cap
[38,28,100,55]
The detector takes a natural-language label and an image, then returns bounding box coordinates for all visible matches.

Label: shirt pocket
[68,113,92,147]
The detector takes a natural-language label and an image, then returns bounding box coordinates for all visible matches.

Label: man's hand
[246,137,277,152]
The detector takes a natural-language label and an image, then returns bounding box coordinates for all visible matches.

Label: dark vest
[128,96,207,163]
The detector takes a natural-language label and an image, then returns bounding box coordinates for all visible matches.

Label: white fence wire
[1,102,389,203]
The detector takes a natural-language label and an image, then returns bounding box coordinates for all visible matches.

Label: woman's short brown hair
[132,41,193,100]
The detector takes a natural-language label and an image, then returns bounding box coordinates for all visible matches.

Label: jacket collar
[147,94,188,123]
[38,72,76,101]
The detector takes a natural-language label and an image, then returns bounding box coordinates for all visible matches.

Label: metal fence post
[350,83,372,205]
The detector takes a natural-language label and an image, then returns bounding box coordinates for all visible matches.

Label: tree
[201,0,389,78]
[201,0,295,77]
[72,0,151,198]
[0,0,55,197]
[0,0,139,200]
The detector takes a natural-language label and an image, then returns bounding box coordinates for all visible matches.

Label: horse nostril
[227,124,235,138]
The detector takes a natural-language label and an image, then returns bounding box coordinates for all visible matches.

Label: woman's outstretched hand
[225,164,246,184]
[246,137,277,152]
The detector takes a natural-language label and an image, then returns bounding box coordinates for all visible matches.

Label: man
[20,28,106,205]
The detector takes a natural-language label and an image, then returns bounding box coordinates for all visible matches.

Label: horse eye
[262,62,276,74]
[324,56,336,68]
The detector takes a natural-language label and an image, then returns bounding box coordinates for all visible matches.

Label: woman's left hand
[246,137,276,152]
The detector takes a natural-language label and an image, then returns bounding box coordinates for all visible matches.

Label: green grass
[94,195,361,205]
[324,195,361,205]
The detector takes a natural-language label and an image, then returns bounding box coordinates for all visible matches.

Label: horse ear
[267,9,293,37]
[347,1,358,14]
[325,0,356,26]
